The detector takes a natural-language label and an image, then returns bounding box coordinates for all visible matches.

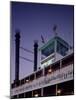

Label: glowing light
[34,94,39,97]
[57,89,61,94]
[26,79,29,82]
[48,68,52,73]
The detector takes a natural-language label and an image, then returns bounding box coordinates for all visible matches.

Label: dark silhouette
[34,40,38,71]
[14,31,20,82]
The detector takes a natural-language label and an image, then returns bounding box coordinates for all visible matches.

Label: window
[24,77,29,83]
[41,42,54,60]
[21,79,24,85]
[62,54,73,67]
[11,83,14,88]
[51,61,60,71]
[36,70,43,79]
[11,80,20,88]
[45,66,52,75]
[57,41,68,56]
[33,89,41,97]
[30,74,35,81]
[19,93,24,98]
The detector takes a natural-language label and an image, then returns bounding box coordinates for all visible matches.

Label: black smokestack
[34,40,38,71]
[15,31,20,82]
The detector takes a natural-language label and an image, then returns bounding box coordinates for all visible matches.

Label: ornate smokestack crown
[15,30,20,39]
[34,40,38,46]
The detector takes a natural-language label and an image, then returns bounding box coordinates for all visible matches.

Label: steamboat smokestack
[15,31,20,82]
[34,40,38,71]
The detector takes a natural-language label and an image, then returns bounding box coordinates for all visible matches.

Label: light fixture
[26,79,29,82]
[57,89,61,94]
[34,93,39,97]
[48,68,52,73]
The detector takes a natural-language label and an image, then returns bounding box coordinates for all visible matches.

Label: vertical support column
[24,93,26,98]
[17,95,19,98]
[54,38,57,61]
[39,50,41,68]
[34,73,36,79]
[53,25,57,62]
[56,84,58,96]
[41,88,43,97]
[32,91,33,97]
[15,31,20,82]
[60,60,62,69]
[43,67,45,76]
[29,76,30,82]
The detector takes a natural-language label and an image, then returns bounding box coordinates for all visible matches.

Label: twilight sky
[10,2,74,83]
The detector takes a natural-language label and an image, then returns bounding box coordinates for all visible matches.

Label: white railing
[11,64,73,96]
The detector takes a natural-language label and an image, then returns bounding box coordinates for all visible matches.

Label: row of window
[11,53,74,88]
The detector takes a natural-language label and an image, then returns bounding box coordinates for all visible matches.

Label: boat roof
[39,36,72,51]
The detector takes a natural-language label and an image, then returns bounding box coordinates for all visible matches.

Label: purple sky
[10,2,74,83]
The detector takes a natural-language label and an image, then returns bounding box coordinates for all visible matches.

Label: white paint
[40,52,63,68]
[41,58,55,68]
